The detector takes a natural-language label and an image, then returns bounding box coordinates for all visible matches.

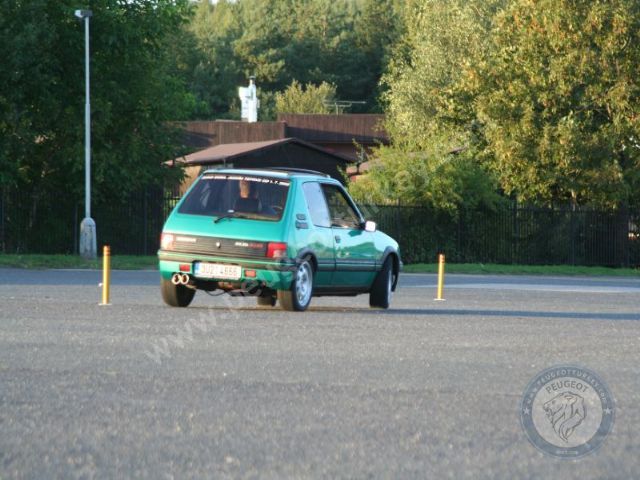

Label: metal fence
[1,188,639,267]
[368,205,640,267]
[0,187,176,256]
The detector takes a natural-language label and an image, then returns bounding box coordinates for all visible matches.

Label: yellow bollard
[100,245,111,305]
[435,253,445,301]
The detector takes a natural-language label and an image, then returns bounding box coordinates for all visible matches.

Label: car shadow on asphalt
[369,308,640,321]
[186,305,639,320]
[188,305,369,313]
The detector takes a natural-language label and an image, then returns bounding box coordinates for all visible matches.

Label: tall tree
[354,0,404,111]
[382,0,504,151]
[187,0,401,118]
[275,81,336,115]
[355,0,502,210]
[475,0,640,207]
[0,0,193,212]
[187,0,244,118]
[380,0,640,208]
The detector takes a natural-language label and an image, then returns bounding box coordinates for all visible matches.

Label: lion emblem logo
[522,365,614,458]
[543,392,586,442]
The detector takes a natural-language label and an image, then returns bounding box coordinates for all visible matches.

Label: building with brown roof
[173,114,388,190]
[173,137,354,194]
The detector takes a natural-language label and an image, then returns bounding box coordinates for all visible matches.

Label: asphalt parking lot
[1,268,639,479]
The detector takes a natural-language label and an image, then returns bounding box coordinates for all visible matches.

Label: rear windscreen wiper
[214,211,248,223]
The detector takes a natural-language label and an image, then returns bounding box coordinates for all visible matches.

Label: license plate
[194,262,242,280]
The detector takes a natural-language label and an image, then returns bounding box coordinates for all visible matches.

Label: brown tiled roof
[277,114,388,144]
[175,137,353,165]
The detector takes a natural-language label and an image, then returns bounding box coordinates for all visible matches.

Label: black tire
[369,257,393,309]
[278,258,314,311]
[257,295,277,307]
[161,278,195,307]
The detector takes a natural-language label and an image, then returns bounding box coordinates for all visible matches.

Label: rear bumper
[158,251,294,290]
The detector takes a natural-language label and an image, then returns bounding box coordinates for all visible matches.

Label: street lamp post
[75,9,96,259]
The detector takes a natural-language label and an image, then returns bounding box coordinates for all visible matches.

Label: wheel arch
[295,247,318,272]
[381,248,401,291]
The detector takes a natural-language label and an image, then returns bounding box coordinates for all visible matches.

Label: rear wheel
[369,257,393,309]
[161,278,195,307]
[278,258,314,311]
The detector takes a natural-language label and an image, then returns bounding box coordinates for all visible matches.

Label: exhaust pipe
[171,273,191,285]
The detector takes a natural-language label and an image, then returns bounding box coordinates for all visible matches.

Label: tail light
[266,242,287,258]
[160,233,175,250]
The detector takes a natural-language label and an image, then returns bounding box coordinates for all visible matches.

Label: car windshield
[178,173,289,221]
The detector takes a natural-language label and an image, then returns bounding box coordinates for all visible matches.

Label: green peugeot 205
[158,168,401,311]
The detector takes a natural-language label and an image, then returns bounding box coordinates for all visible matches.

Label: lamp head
[74,9,93,19]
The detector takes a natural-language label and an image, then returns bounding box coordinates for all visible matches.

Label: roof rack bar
[266,167,330,177]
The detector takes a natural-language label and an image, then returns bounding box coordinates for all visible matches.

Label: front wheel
[278,258,314,311]
[161,278,195,307]
[369,257,393,309]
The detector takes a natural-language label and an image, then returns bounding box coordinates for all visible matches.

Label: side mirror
[364,220,377,232]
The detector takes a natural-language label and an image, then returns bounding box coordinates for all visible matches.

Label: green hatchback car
[158,168,401,311]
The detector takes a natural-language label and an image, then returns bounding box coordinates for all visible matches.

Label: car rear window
[178,174,290,221]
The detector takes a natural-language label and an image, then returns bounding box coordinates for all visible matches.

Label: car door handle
[334,235,341,243]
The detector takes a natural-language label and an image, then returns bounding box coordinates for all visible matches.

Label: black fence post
[622,206,630,268]
[395,204,401,245]
[73,204,79,255]
[456,210,463,263]
[0,187,4,253]
[569,207,576,266]
[143,189,148,256]
[512,203,519,264]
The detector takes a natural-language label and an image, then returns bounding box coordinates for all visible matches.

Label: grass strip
[0,254,158,270]
[0,254,638,276]
[404,262,640,276]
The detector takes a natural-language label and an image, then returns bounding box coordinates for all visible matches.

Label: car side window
[302,182,331,228]
[321,184,361,229]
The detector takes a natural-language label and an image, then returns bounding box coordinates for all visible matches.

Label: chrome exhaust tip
[171,273,181,285]
[180,273,190,285]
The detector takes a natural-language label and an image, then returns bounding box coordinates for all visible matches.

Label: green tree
[187,0,401,118]
[354,0,404,111]
[381,0,640,208]
[0,0,192,209]
[349,142,501,213]
[354,0,502,210]
[275,81,337,115]
[187,0,244,118]
[382,0,504,151]
[475,0,640,207]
